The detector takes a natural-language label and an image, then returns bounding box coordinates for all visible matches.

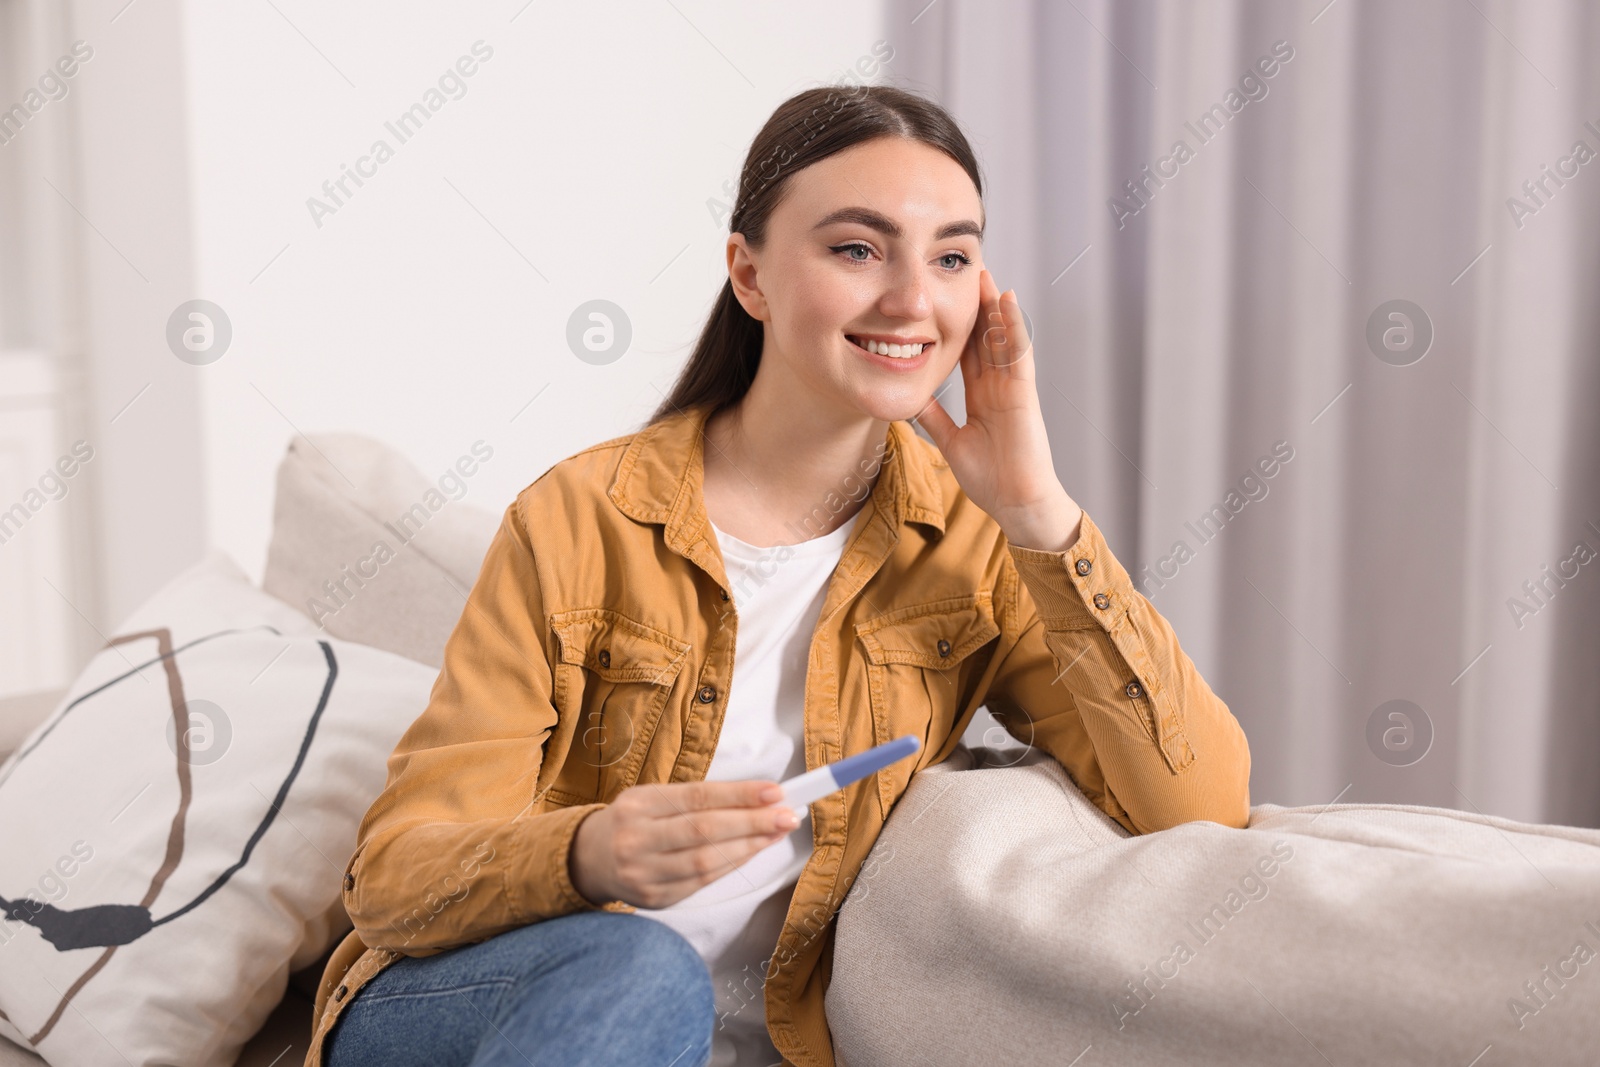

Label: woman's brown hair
[647,84,984,425]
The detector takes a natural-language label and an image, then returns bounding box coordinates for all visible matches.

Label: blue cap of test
[776,733,923,809]
[829,734,921,789]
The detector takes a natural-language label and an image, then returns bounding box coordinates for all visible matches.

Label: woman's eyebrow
[812,206,984,241]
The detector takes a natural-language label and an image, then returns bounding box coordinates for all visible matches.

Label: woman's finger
[649,804,796,853]
[962,269,997,362]
[997,288,1032,362]
[978,271,1023,369]
[631,779,763,817]
[650,828,792,888]
[975,269,1007,366]
[980,277,1032,371]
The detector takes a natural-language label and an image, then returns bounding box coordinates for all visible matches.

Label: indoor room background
[2,0,1596,830]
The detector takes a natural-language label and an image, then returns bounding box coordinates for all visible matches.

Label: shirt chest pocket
[548,609,691,806]
[854,593,1000,822]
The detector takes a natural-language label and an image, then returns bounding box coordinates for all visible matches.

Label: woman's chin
[848,388,932,426]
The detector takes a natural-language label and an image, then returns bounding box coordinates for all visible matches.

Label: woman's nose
[878,258,931,319]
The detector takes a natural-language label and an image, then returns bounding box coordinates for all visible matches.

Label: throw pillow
[261,433,499,669]
[0,551,436,1067]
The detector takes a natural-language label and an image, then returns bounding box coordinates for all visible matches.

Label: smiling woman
[312,85,1251,1067]
[654,89,988,442]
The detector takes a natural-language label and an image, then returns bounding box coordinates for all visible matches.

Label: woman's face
[728,136,984,424]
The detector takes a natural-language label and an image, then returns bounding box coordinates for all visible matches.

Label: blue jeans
[324,911,715,1067]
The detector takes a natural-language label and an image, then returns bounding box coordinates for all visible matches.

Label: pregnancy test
[777,734,921,809]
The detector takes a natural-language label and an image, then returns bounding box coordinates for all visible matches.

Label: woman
[308,85,1251,1067]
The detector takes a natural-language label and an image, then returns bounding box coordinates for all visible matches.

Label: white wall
[180,0,890,585]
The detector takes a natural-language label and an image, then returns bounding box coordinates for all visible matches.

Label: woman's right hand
[568,779,801,909]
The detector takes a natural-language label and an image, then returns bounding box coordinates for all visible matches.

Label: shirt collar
[608,401,947,554]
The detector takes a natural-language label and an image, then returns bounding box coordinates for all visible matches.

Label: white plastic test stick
[777,734,921,809]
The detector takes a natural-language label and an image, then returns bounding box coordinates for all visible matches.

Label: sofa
[3,431,1598,1066]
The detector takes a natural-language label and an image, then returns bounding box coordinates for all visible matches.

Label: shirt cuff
[506,802,639,922]
[1006,508,1129,629]
[1005,508,1198,775]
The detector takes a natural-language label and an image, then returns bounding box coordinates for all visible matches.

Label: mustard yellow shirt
[306,401,1251,1067]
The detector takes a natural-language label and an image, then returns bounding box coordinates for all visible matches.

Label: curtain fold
[891,0,1600,827]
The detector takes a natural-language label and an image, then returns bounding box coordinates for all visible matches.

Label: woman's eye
[832,242,874,263]
[938,251,972,271]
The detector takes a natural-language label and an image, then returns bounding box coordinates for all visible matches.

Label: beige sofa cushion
[827,744,1600,1065]
[262,434,500,668]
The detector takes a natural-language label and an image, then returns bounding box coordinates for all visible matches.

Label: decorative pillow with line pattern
[0,550,435,1067]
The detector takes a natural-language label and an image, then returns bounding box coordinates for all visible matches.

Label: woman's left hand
[915,268,1084,553]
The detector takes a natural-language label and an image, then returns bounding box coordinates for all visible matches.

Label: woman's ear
[727,234,769,322]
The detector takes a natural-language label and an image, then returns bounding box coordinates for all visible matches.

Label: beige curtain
[0,0,106,696]
[892,0,1600,827]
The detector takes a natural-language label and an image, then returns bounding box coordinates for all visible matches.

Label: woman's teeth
[852,337,926,359]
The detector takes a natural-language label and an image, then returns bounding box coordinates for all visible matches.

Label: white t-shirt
[632,508,861,1067]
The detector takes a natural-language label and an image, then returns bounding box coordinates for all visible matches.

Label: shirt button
[598,649,611,668]
[936,638,952,658]
[1093,593,1111,610]
[1125,680,1144,699]
[1075,558,1093,576]
[342,873,355,892]
[697,685,717,704]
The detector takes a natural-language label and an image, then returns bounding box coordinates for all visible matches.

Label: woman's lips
[846,334,933,370]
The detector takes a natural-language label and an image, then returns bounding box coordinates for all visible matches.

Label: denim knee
[503,912,715,1063]
[568,912,714,1010]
